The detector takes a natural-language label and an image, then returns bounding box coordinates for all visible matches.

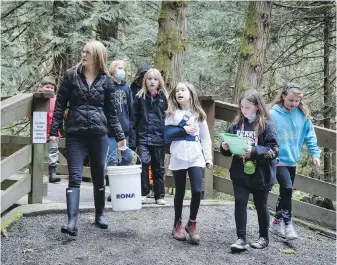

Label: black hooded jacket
[130,65,151,101]
[220,119,279,191]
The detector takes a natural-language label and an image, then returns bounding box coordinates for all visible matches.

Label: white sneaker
[285,222,298,240]
[269,218,285,238]
[141,196,147,203]
[156,199,166,205]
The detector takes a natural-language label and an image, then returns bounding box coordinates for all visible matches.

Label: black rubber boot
[61,188,80,236]
[94,186,109,229]
[49,165,61,183]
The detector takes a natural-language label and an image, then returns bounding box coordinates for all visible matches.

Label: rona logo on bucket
[116,193,136,199]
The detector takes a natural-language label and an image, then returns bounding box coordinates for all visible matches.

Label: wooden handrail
[1,145,32,182]
[214,100,337,151]
[1,93,33,128]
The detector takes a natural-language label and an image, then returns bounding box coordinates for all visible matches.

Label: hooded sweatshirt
[220,118,278,191]
[130,65,151,101]
[108,80,134,138]
[269,105,320,166]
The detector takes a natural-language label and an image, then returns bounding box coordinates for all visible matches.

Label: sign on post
[32,111,47,143]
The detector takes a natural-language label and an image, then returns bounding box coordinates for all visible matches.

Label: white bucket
[107,165,142,211]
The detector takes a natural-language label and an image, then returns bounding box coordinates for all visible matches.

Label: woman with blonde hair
[130,68,168,205]
[50,40,126,236]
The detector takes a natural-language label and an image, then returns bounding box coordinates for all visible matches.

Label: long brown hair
[166,82,206,121]
[234,89,271,135]
[136,68,168,99]
[270,82,310,118]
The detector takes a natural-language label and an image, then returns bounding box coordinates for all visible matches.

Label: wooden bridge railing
[1,95,336,228]
[1,93,52,213]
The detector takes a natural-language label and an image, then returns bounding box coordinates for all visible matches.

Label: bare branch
[1,1,28,19]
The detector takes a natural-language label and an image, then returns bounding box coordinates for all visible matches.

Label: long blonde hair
[270,83,310,118]
[78,40,110,76]
[136,68,168,99]
[234,89,271,135]
[166,82,206,122]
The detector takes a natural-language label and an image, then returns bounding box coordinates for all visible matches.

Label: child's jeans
[138,145,165,199]
[106,137,133,167]
[233,184,270,240]
[275,166,296,225]
[48,140,59,167]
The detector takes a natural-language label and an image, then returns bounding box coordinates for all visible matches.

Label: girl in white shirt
[165,82,213,245]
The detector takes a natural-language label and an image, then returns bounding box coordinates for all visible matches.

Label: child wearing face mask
[269,83,320,240]
[106,60,134,201]
[164,82,213,245]
[129,68,168,205]
[220,89,279,252]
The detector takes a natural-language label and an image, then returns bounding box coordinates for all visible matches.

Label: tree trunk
[322,8,335,210]
[154,0,188,91]
[233,1,272,102]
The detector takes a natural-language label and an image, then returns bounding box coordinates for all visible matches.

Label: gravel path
[1,205,335,265]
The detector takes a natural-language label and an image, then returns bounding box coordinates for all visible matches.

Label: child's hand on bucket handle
[118,139,127,150]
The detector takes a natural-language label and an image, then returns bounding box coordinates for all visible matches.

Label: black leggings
[233,185,270,240]
[172,167,202,223]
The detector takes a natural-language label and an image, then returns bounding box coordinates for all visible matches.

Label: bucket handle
[119,147,142,166]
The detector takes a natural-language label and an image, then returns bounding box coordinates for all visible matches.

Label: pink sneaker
[185,220,200,244]
[172,221,186,241]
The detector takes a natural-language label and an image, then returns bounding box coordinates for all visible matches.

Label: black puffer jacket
[50,64,125,142]
[129,91,167,149]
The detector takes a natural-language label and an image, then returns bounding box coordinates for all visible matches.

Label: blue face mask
[247,112,256,122]
[115,70,125,81]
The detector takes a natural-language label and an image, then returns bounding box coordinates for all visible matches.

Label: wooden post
[200,96,217,199]
[28,92,53,204]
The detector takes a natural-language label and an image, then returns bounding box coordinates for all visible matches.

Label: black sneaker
[251,237,269,249]
[230,237,248,252]
[107,195,111,202]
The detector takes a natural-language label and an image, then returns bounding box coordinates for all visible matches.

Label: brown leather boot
[185,220,200,244]
[172,221,186,241]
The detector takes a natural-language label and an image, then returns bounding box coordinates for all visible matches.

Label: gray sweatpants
[48,140,59,167]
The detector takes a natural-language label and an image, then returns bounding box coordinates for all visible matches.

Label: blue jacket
[220,119,279,191]
[269,105,320,166]
[130,91,167,149]
[108,80,133,138]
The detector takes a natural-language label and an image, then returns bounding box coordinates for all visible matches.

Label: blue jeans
[66,134,108,189]
[275,166,296,225]
[106,137,133,166]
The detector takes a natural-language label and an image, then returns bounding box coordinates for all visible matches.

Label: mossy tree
[154,0,188,91]
[233,1,272,102]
